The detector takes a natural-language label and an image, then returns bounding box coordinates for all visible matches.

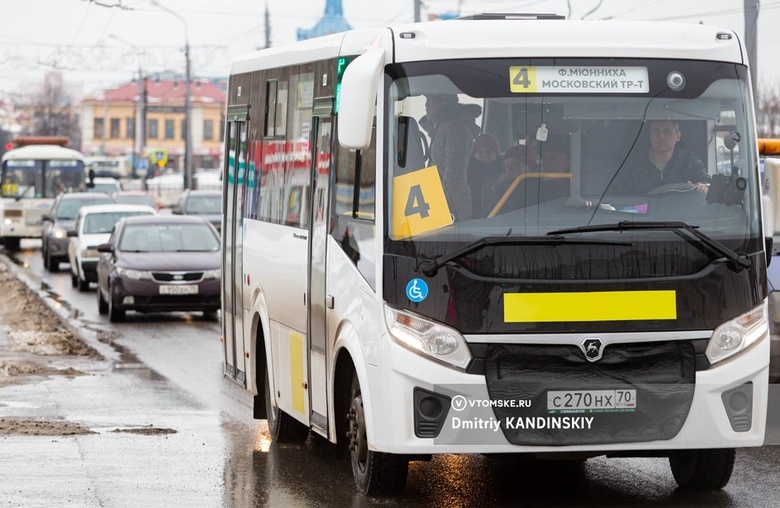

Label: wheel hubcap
[347,394,368,468]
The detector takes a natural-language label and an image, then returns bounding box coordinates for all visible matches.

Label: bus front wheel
[3,237,20,251]
[347,373,408,496]
[264,365,309,443]
[669,448,735,490]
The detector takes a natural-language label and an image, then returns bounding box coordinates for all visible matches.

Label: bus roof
[1,144,85,163]
[230,17,745,74]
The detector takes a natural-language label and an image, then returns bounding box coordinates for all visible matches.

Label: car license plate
[159,284,198,295]
[547,389,636,413]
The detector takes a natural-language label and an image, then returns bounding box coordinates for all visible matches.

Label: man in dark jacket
[420,94,482,220]
[612,120,710,195]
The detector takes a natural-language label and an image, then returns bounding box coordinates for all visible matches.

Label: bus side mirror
[338,46,384,150]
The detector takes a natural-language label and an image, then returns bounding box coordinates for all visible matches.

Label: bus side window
[333,119,377,288]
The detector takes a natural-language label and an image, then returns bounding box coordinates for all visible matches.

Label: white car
[88,176,122,196]
[67,203,156,291]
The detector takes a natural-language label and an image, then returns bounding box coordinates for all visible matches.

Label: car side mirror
[42,214,52,222]
[66,230,78,237]
[97,243,113,253]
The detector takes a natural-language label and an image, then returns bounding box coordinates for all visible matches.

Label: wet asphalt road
[1,240,780,507]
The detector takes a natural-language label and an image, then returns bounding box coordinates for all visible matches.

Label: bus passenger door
[222,107,248,385]
[307,99,334,435]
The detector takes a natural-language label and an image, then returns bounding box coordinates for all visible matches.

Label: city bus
[1,137,86,250]
[221,14,770,495]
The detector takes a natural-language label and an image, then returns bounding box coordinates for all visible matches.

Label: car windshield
[185,194,221,214]
[84,211,153,234]
[90,183,120,194]
[119,223,219,252]
[115,195,154,207]
[56,198,113,219]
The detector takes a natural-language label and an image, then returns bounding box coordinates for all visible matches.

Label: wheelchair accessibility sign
[406,278,428,303]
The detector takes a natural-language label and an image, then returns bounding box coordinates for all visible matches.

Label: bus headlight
[384,304,472,370]
[706,300,768,364]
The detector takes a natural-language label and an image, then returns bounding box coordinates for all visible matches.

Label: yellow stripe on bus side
[289,331,305,415]
[504,290,677,322]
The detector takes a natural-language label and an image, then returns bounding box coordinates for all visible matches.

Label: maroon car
[96,215,221,322]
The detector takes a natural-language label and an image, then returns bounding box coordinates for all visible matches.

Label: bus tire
[669,448,735,490]
[3,237,20,251]
[348,373,408,496]
[264,364,309,443]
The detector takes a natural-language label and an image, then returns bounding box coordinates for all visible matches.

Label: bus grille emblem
[581,338,604,362]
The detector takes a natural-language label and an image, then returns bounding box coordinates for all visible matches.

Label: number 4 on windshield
[391,166,453,240]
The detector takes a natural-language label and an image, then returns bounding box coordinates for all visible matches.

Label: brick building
[80,74,226,173]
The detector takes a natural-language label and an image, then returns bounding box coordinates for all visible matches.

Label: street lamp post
[151,0,192,190]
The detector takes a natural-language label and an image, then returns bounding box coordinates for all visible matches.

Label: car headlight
[117,267,153,280]
[706,300,768,365]
[204,269,221,279]
[384,304,472,370]
[53,229,67,239]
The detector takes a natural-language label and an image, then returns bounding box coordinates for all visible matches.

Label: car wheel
[97,285,108,315]
[47,254,59,273]
[71,273,78,288]
[42,245,49,269]
[202,310,218,321]
[108,284,125,322]
[78,276,90,292]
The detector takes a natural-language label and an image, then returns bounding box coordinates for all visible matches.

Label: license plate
[547,389,636,413]
[159,284,198,295]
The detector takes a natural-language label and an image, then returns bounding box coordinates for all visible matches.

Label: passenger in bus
[466,133,503,218]
[481,144,538,216]
[611,119,710,195]
[420,93,482,220]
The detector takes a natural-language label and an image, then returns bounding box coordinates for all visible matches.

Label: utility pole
[744,0,759,98]
[265,3,272,48]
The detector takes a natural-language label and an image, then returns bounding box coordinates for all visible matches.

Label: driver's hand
[689,181,709,193]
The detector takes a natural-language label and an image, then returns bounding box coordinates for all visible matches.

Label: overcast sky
[1,0,779,97]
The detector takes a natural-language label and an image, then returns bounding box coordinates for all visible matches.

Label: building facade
[79,74,226,174]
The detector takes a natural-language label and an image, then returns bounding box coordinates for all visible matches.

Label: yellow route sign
[391,165,452,240]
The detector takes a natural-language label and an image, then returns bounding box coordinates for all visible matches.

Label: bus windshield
[1,158,85,198]
[385,58,759,278]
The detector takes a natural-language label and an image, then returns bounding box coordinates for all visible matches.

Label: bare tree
[29,73,82,147]
[757,84,780,138]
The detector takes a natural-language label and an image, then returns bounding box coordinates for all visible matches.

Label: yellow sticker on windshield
[391,166,452,240]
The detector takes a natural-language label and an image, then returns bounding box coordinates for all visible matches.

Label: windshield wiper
[548,221,752,273]
[14,185,34,201]
[420,235,633,277]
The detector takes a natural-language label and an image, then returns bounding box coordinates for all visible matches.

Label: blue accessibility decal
[406,278,428,303]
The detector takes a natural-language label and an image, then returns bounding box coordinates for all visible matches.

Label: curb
[0,252,120,364]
